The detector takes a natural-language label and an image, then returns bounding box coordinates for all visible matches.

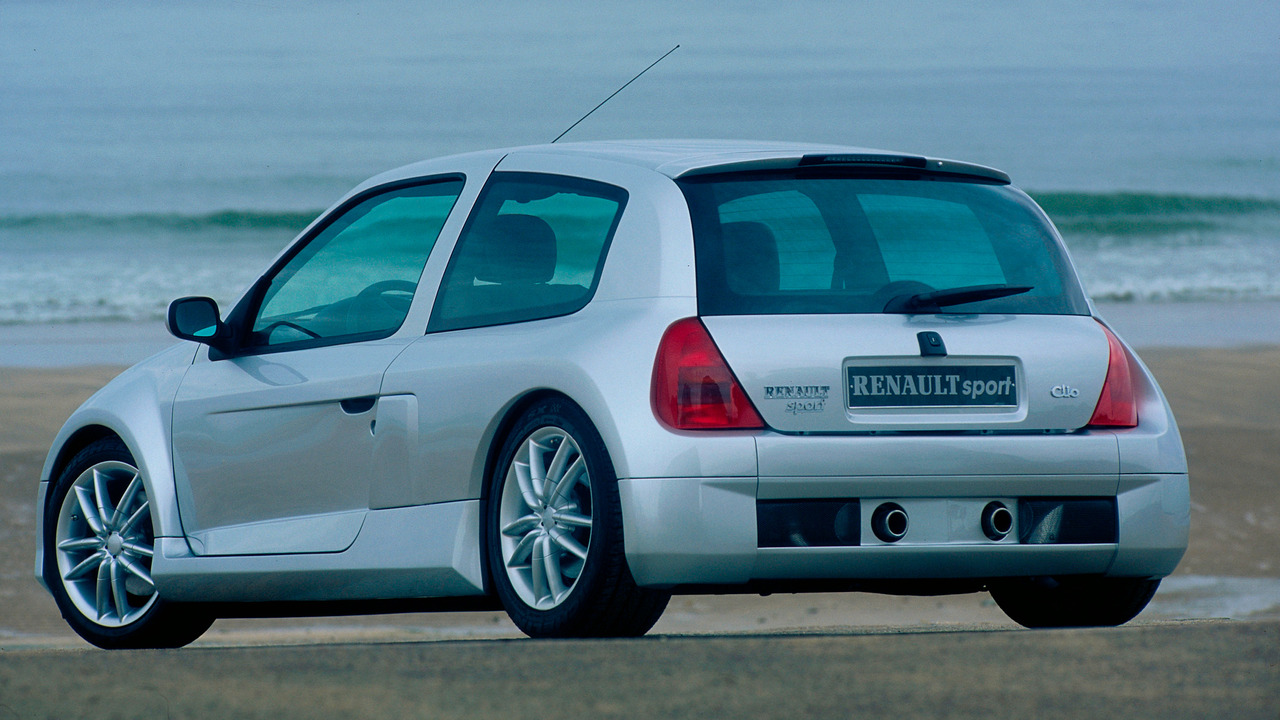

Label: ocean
[3,0,1278,327]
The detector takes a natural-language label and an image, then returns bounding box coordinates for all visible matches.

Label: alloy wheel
[54,460,158,628]
[497,426,594,610]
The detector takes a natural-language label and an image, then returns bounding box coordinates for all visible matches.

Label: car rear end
[623,152,1188,600]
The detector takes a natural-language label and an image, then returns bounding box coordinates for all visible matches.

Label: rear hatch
[678,158,1105,434]
[704,313,1108,433]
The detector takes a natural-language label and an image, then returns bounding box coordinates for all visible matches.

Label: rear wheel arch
[480,391,583,498]
[481,395,669,636]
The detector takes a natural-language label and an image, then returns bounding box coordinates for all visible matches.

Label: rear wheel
[45,438,212,649]
[486,398,670,637]
[989,575,1161,628]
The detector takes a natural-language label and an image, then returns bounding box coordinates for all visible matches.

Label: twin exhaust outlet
[870,501,1014,543]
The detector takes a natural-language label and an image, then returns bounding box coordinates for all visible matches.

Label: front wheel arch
[47,425,118,491]
[40,425,123,589]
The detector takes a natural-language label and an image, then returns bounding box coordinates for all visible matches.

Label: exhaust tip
[982,501,1014,541]
[871,503,909,543]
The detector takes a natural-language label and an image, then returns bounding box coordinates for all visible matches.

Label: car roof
[383,139,1011,185]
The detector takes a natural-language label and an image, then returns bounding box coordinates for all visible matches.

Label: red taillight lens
[1088,323,1138,428]
[651,317,765,430]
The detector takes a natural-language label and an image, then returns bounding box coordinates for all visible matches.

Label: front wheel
[486,398,669,638]
[45,438,213,649]
[989,576,1161,628]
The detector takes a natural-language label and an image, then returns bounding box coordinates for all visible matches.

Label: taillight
[651,317,765,430]
[1087,323,1138,428]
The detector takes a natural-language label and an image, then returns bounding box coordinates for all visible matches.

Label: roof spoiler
[799,153,1011,183]
[676,153,1011,184]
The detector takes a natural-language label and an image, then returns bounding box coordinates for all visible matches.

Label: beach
[2,3,1277,716]
[2,304,1278,650]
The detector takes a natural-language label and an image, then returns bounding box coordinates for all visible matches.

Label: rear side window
[680,172,1089,316]
[429,172,627,332]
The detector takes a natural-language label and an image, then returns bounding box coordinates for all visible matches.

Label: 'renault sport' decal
[847,365,1016,408]
[764,385,830,415]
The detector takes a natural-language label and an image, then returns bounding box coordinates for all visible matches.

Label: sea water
[2,0,1278,326]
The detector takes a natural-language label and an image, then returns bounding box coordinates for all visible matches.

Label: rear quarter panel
[378,154,760,506]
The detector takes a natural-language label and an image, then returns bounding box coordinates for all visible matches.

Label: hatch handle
[918,331,948,357]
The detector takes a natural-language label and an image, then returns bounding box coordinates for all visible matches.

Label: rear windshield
[679,171,1089,316]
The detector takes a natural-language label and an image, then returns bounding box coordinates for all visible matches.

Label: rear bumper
[617,471,1188,588]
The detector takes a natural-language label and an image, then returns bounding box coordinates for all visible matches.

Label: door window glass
[249,178,463,348]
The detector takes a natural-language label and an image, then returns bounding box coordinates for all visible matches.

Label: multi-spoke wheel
[487,398,669,638]
[498,426,594,610]
[55,457,158,627]
[45,438,212,649]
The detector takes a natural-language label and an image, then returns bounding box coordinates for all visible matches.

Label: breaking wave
[0,209,323,235]
[1029,192,1280,303]
[1030,191,1280,239]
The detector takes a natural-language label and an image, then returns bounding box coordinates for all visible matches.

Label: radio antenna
[551,44,680,143]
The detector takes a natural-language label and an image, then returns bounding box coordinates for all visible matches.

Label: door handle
[339,396,377,415]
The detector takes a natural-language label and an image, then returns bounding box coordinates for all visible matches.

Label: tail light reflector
[1087,323,1138,428]
[652,317,765,430]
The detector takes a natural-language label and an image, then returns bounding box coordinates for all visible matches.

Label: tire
[989,575,1161,629]
[44,437,213,649]
[486,398,670,638]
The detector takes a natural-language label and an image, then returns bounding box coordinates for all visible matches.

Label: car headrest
[722,221,779,294]
[474,214,558,284]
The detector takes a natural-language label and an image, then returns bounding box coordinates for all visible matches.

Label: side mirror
[167,296,229,348]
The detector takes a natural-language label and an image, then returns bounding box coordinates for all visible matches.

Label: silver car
[35,140,1189,648]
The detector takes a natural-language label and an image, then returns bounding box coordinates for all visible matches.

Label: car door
[171,177,465,556]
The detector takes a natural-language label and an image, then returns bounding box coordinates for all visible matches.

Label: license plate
[847,364,1017,409]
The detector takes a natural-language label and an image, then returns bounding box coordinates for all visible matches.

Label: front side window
[248,177,464,349]
[428,172,627,333]
[681,171,1090,316]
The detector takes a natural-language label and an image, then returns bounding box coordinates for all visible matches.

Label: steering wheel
[257,319,322,340]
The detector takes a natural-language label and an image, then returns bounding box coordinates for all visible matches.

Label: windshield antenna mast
[551,44,680,143]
